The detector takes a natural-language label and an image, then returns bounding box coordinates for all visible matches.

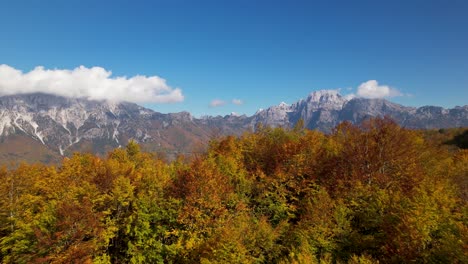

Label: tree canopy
[0,118,466,263]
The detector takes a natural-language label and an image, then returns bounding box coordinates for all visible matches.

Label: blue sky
[0,0,467,116]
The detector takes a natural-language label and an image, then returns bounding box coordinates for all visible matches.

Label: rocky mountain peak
[303,90,348,110]
[308,89,340,100]
[278,101,290,107]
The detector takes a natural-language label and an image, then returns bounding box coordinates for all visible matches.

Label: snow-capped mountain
[0,91,466,163]
[0,93,213,159]
[0,93,154,155]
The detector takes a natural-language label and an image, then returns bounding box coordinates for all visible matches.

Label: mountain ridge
[0,91,466,163]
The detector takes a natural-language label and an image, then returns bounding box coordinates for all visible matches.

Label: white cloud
[209,99,226,107]
[356,80,402,99]
[0,64,184,103]
[232,98,243,105]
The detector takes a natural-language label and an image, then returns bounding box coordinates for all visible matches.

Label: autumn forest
[0,118,466,263]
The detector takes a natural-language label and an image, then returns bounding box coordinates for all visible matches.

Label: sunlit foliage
[0,118,466,263]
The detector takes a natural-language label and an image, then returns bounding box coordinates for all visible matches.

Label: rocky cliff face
[291,90,348,131]
[250,90,348,130]
[0,93,154,154]
[0,92,466,161]
[251,91,467,132]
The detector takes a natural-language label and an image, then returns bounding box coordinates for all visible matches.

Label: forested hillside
[0,118,466,263]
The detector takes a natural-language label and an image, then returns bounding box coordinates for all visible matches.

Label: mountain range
[0,91,466,163]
